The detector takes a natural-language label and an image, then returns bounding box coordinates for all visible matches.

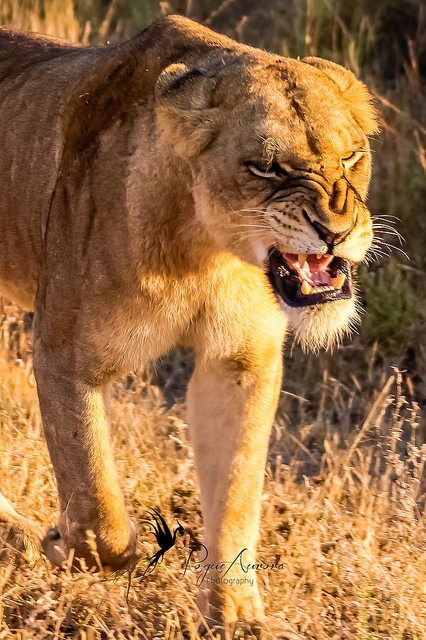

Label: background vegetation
[0,1,425,638]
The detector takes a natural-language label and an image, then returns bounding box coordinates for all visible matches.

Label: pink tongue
[284,253,333,286]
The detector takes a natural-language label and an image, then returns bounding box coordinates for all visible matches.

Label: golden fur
[0,15,377,633]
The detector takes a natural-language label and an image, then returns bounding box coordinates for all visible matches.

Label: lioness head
[155,49,378,351]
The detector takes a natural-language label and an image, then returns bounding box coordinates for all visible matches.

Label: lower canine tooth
[298,253,307,267]
[331,273,346,289]
[301,280,312,295]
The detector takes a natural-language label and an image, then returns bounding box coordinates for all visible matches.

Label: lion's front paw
[199,620,264,640]
[197,582,265,639]
[199,616,302,640]
[41,520,138,571]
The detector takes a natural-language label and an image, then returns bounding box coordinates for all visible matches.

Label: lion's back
[0,29,81,78]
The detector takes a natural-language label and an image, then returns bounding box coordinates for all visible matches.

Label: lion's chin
[280,295,360,353]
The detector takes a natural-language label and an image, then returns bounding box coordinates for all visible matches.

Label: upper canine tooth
[298,253,307,267]
[317,253,323,260]
[301,280,312,295]
[331,273,346,289]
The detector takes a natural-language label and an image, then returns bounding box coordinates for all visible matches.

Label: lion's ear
[156,63,217,110]
[155,63,218,157]
[302,57,379,136]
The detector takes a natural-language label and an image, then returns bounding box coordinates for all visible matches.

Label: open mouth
[267,248,354,308]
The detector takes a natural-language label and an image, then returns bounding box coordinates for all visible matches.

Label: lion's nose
[311,220,350,247]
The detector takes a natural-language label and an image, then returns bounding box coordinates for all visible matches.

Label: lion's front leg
[33,341,136,570]
[187,310,285,634]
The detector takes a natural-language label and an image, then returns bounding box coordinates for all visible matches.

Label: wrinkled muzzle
[265,170,371,311]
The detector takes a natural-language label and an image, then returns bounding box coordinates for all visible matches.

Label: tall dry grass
[0,352,425,639]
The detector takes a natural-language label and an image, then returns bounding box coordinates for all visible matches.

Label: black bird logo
[141,508,184,576]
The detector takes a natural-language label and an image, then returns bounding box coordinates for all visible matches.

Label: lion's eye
[247,162,289,179]
[341,150,364,170]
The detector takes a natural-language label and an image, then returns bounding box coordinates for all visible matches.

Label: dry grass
[1,350,425,639]
[0,0,81,41]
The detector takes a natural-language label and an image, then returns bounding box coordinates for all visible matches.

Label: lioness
[0,14,377,634]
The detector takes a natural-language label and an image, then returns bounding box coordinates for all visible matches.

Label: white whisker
[232,224,269,230]
[230,232,270,242]
[374,214,402,223]
[384,244,410,260]
[373,225,405,243]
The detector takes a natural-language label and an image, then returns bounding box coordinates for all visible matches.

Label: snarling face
[156,52,378,350]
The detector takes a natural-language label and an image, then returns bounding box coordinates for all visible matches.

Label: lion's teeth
[301,280,312,295]
[317,254,323,260]
[331,273,346,289]
[298,253,307,268]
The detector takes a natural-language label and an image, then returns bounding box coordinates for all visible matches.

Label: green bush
[360,264,417,354]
